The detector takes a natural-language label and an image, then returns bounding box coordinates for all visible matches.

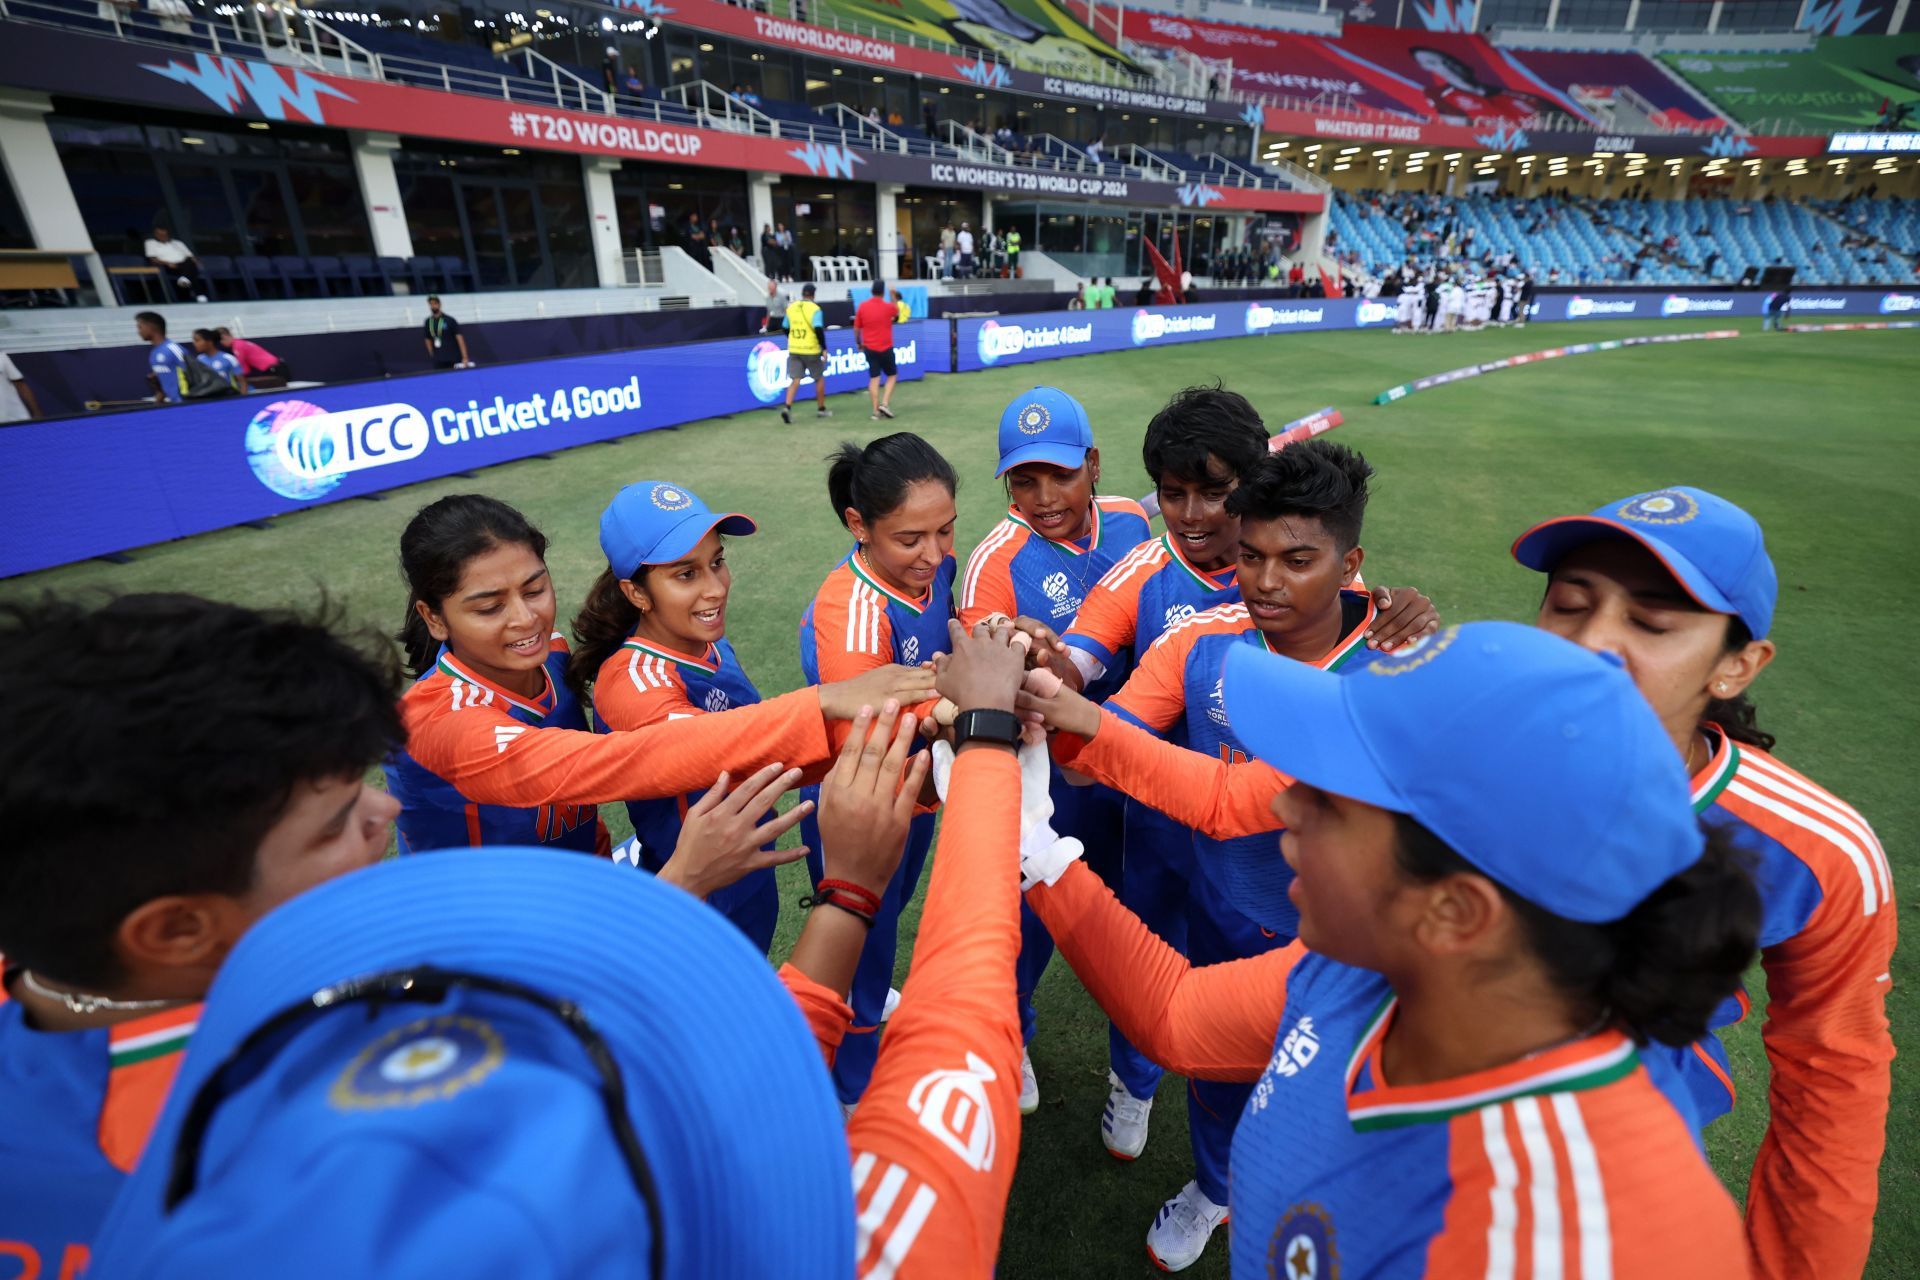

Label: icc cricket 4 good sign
[0,324,932,579]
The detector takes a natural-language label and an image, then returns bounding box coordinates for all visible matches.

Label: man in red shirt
[854,280,900,421]
[1287,262,1306,296]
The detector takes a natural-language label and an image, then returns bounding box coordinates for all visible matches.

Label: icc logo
[745,340,790,404]
[245,398,428,500]
[978,320,1025,366]
[1206,676,1229,727]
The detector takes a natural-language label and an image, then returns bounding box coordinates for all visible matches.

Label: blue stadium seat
[272,254,322,298]
[309,255,351,297]
[435,255,475,293]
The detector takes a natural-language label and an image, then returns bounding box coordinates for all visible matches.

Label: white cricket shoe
[1018,1049,1039,1115]
[1145,1180,1228,1272]
[882,987,900,1022]
[1101,1071,1152,1160]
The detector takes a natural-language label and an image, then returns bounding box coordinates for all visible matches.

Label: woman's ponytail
[568,568,642,700]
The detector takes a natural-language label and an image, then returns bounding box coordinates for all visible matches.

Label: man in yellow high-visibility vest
[781,282,831,425]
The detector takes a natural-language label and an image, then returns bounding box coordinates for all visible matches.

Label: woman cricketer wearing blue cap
[569,481,798,953]
[1514,486,1895,1280]
[385,493,932,864]
[958,385,1152,1112]
[1019,621,1764,1278]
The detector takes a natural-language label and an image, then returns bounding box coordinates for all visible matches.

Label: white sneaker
[1018,1049,1039,1115]
[882,987,900,1022]
[1145,1180,1229,1272]
[194,294,208,303]
[1101,1071,1152,1160]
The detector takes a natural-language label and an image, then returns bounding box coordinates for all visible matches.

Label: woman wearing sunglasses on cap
[1018,621,1762,1278]
[1514,487,1894,1280]
[385,494,932,861]
[569,481,808,954]
[957,385,1152,1116]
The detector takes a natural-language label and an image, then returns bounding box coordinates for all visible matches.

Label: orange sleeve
[591,649,700,730]
[1744,869,1896,1279]
[846,747,1023,1279]
[1027,859,1296,1083]
[777,961,853,1068]
[812,573,901,758]
[1105,625,1196,734]
[1052,709,1288,840]
[1062,550,1152,666]
[956,525,1021,630]
[403,684,829,806]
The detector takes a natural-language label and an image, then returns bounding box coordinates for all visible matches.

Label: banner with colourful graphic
[1661,34,1920,131]
[0,322,935,579]
[812,0,1139,84]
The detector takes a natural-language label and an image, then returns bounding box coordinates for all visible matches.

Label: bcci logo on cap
[1268,1203,1339,1280]
[1618,489,1699,526]
[1017,402,1051,434]
[1365,625,1456,677]
[329,1013,504,1111]
[245,398,428,500]
[650,483,693,512]
[745,340,789,404]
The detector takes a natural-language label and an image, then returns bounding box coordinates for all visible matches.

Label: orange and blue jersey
[386,636,606,856]
[0,988,199,1275]
[959,497,1150,701]
[1667,728,1895,1280]
[1026,861,1752,1280]
[797,550,953,1103]
[1062,532,1240,688]
[591,634,778,952]
[1113,592,1376,942]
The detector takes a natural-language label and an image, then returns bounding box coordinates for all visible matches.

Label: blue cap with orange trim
[1221,620,1704,928]
[600,481,756,581]
[83,850,853,1278]
[996,386,1094,477]
[1510,486,1776,640]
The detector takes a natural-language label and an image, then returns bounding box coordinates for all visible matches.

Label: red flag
[1142,238,1181,305]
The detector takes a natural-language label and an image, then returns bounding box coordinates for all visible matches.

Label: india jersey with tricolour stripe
[385,637,603,855]
[1655,728,1895,1280]
[0,995,199,1275]
[1230,953,1750,1280]
[799,552,956,688]
[959,497,1149,703]
[1063,533,1240,689]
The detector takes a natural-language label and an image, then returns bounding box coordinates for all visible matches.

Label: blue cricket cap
[1511,486,1776,640]
[86,850,852,1279]
[599,480,756,580]
[996,386,1094,476]
[1221,621,1703,929]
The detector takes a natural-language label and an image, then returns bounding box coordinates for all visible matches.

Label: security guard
[781,282,830,425]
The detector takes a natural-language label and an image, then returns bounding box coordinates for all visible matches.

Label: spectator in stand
[866,105,881,126]
[957,222,976,278]
[922,101,938,137]
[1086,135,1104,165]
[1135,278,1154,305]
[1068,283,1086,311]
[423,295,471,370]
[144,225,207,303]
[1287,260,1305,296]
[854,279,899,422]
[137,310,190,404]
[887,108,903,126]
[600,46,619,94]
[939,223,957,280]
[687,215,713,270]
[191,328,245,393]
[621,65,644,94]
[216,328,288,385]
[0,352,39,422]
[760,223,781,279]
[776,223,795,281]
[148,0,192,35]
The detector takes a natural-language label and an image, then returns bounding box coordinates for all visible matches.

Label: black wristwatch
[951,707,1022,751]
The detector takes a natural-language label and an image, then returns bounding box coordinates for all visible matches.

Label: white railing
[945,121,1015,166]
[708,244,773,307]
[1118,144,1182,181]
[520,48,614,115]
[819,102,917,155]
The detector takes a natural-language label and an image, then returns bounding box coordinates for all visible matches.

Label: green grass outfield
[6,316,1915,1277]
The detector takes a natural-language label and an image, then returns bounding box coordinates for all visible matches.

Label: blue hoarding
[0,323,933,579]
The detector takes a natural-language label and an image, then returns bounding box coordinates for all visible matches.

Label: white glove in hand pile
[931,734,1084,892]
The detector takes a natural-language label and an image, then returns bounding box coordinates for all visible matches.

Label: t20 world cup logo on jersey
[1042,571,1077,619]
[703,687,731,713]
[1206,676,1230,727]
[745,341,789,404]
[901,635,921,666]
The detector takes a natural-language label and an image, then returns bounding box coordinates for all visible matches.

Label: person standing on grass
[1021,622,1761,1279]
[423,295,470,370]
[958,385,1152,1123]
[854,280,900,421]
[570,481,800,954]
[796,433,959,1109]
[382,493,932,861]
[781,282,830,425]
